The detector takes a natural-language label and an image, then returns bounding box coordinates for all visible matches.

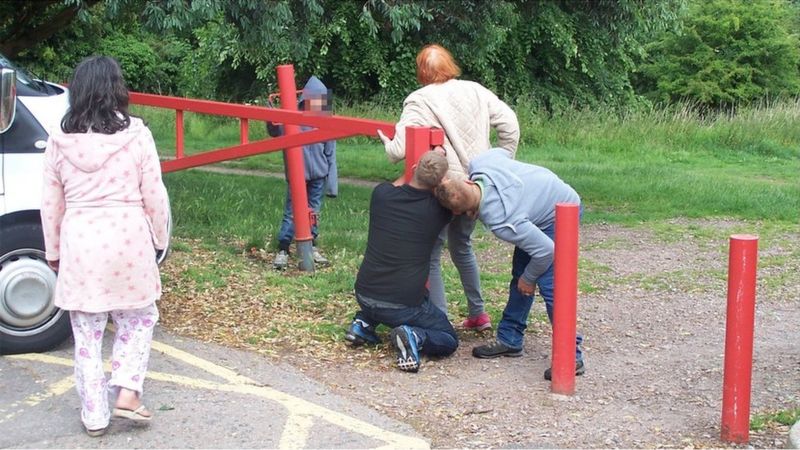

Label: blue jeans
[496,222,584,362]
[428,214,485,316]
[277,178,325,247]
[354,293,459,357]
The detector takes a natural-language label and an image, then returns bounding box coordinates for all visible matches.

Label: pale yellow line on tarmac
[148,339,253,385]
[147,338,429,449]
[0,374,74,425]
[8,349,429,449]
[279,413,314,449]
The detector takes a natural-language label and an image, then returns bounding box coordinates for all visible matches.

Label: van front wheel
[0,221,71,354]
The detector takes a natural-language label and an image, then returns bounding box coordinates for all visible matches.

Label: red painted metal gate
[129,64,442,271]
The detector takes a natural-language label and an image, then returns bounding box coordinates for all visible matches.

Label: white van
[0,54,169,354]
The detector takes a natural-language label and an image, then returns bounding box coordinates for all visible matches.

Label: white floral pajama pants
[69,303,159,430]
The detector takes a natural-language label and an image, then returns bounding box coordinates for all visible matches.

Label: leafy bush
[99,31,190,95]
[123,0,684,108]
[12,3,189,96]
[637,0,800,109]
[99,32,159,92]
[11,0,685,109]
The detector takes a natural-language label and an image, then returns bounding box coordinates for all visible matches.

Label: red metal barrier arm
[294,114,395,139]
[161,128,353,173]
[129,92,395,138]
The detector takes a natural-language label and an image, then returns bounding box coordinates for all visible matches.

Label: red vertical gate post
[429,128,444,147]
[276,64,314,272]
[721,234,759,444]
[551,203,580,395]
[240,118,249,145]
[175,109,184,159]
[404,126,432,182]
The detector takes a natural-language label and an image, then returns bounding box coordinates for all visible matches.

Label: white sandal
[112,405,153,423]
[85,425,108,437]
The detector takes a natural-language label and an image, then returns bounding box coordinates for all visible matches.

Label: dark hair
[61,56,130,134]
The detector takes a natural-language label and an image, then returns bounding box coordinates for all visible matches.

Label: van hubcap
[0,249,60,335]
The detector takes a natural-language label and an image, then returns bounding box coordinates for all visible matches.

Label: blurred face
[304,91,332,114]
[441,179,471,216]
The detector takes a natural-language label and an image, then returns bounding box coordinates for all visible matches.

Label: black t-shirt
[355,182,452,306]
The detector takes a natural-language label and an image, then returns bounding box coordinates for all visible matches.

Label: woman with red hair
[377,44,520,330]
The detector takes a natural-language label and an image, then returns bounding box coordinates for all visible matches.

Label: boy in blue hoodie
[434,148,585,380]
[268,76,338,270]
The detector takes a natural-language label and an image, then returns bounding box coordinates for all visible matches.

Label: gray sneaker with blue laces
[312,246,329,266]
[273,250,289,270]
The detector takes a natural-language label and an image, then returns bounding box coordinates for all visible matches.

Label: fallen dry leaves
[158,237,389,363]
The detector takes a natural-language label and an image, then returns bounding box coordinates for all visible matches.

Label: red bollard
[404,126,431,182]
[721,234,758,444]
[551,203,580,395]
[276,64,314,272]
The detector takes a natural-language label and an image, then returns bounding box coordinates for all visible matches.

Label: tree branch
[0,0,101,58]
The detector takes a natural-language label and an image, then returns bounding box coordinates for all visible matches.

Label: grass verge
[751,407,800,432]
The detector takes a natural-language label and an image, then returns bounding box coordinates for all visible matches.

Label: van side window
[0,101,47,154]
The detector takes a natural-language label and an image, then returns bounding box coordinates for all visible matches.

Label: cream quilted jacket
[383,79,520,180]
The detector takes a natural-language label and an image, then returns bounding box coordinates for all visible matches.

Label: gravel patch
[160,220,799,448]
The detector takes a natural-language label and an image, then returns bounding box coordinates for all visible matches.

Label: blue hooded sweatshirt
[469,148,580,284]
[268,76,338,196]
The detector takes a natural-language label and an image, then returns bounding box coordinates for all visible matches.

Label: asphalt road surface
[0,327,428,449]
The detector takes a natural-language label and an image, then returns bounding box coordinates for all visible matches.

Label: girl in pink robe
[40,56,169,436]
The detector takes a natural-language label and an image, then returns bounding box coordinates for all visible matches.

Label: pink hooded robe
[41,117,170,313]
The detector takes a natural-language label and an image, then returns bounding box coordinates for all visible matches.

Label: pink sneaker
[461,312,492,331]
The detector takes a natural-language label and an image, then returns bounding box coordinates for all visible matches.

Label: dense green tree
[0,0,100,58]
[162,0,684,106]
[3,0,686,107]
[637,0,800,109]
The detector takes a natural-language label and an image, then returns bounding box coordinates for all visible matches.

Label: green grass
[514,102,799,223]
[139,100,799,225]
[147,100,799,342]
[750,407,800,431]
[164,170,373,255]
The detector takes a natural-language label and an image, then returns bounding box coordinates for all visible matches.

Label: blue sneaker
[344,318,380,346]
[390,325,421,372]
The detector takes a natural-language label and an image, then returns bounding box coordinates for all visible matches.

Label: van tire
[0,221,71,355]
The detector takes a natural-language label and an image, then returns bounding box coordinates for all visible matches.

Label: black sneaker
[543,360,585,381]
[389,325,421,372]
[344,318,380,346]
[472,340,523,358]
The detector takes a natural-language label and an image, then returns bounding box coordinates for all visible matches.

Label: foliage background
[636,0,800,109]
[3,0,800,110]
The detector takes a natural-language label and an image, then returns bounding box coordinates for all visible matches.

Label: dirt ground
[161,220,799,448]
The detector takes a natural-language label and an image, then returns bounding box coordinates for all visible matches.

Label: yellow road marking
[148,339,252,385]
[8,344,429,449]
[280,412,314,449]
[0,375,73,424]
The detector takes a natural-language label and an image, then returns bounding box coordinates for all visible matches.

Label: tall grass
[511,101,799,222]
[155,100,798,346]
[165,170,373,254]
[137,100,799,224]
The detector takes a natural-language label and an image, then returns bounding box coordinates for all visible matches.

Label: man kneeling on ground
[345,149,458,372]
